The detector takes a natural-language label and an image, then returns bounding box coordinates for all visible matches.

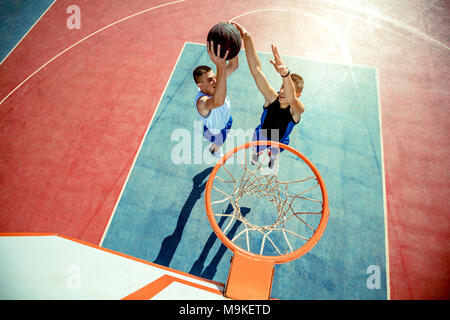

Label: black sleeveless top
[260,97,299,141]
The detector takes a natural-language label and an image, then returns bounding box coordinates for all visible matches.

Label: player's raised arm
[230,21,278,106]
[226,54,239,78]
[198,41,229,112]
[270,44,305,117]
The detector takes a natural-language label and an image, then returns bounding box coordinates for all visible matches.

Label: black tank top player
[260,96,300,142]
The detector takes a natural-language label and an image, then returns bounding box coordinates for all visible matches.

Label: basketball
[207,22,241,60]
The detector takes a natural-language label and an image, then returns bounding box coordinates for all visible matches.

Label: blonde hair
[291,73,304,95]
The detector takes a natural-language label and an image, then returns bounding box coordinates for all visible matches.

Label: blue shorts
[203,116,233,147]
[252,124,291,155]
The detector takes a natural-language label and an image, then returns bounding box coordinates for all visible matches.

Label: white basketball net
[210,147,324,256]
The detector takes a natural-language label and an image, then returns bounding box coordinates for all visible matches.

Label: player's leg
[204,117,233,159]
[268,133,291,169]
[250,125,268,165]
[203,125,222,158]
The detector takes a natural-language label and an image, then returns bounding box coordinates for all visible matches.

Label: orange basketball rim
[204,140,330,299]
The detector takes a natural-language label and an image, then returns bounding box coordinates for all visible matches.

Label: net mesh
[209,145,325,257]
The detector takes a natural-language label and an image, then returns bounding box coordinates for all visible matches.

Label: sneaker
[250,151,259,165]
[210,149,224,159]
[268,156,277,169]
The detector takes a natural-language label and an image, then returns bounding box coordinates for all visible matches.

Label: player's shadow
[189,204,250,279]
[153,166,213,267]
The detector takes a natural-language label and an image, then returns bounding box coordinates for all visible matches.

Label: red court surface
[0,0,448,299]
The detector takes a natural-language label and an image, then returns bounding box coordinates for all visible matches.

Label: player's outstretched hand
[269,44,290,77]
[229,21,251,39]
[207,41,229,68]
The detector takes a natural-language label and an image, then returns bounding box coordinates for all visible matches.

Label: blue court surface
[0,0,54,61]
[101,42,387,300]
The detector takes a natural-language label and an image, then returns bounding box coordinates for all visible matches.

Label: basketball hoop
[204,141,329,299]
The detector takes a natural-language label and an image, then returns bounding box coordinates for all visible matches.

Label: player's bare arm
[226,54,239,78]
[270,44,305,119]
[231,21,278,106]
[197,41,229,115]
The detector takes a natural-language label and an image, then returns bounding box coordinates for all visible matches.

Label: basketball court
[0,0,448,300]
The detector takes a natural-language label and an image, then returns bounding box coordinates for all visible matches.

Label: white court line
[0,0,189,243]
[311,0,449,50]
[0,0,57,65]
[99,42,188,246]
[0,0,188,107]
[230,8,354,67]
[376,69,391,300]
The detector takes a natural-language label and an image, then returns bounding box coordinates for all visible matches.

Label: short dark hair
[193,65,212,84]
[291,73,304,95]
